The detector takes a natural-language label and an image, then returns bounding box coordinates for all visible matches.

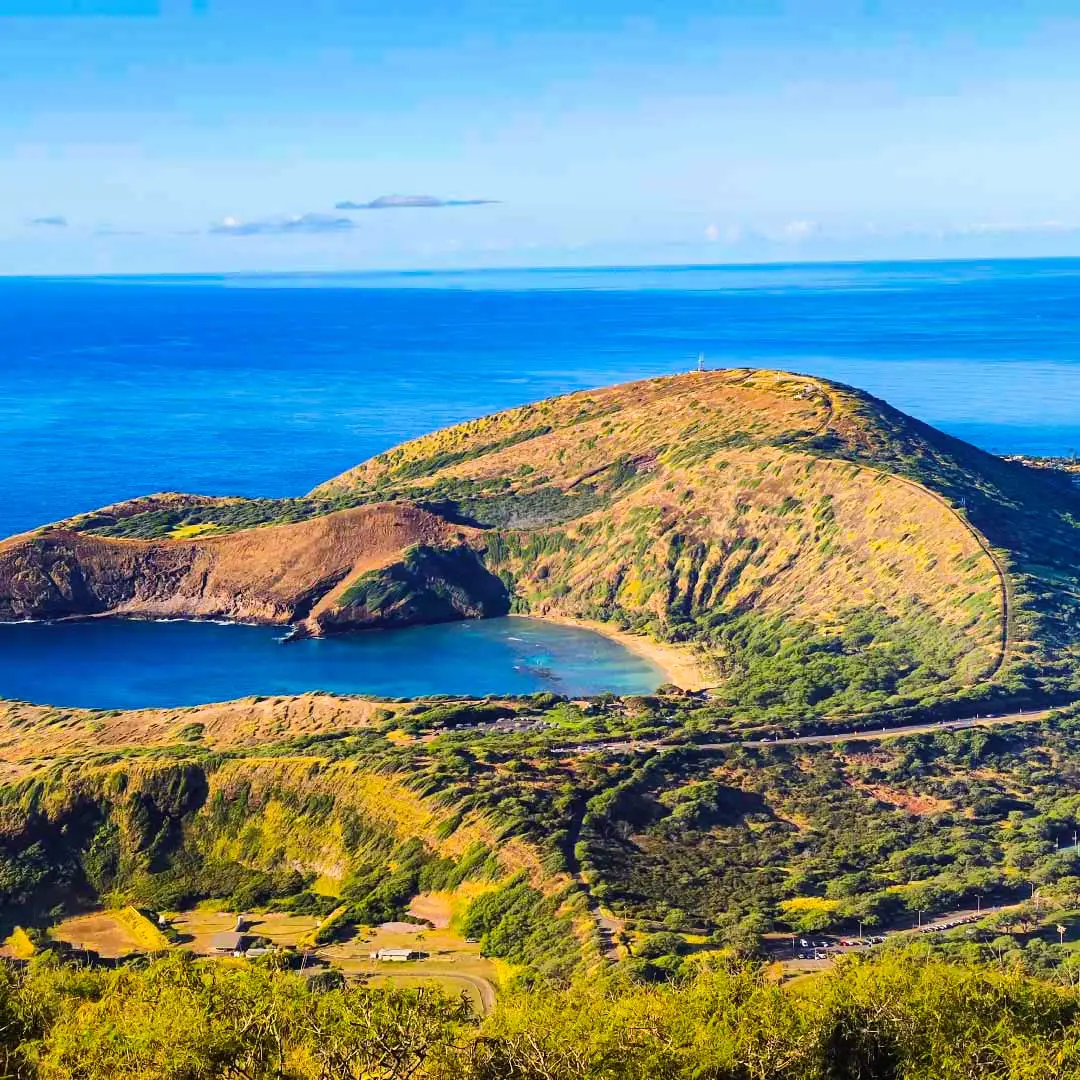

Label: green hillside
[7,370,1080,718]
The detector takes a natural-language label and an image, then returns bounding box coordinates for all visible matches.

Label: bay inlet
[0,616,665,709]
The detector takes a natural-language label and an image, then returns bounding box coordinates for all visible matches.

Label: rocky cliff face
[309,544,509,635]
[0,503,495,633]
[0,531,203,621]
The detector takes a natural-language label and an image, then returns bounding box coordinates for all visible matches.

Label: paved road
[333,960,497,1014]
[566,707,1055,757]
[434,970,497,1015]
[736,708,1053,748]
[893,902,1019,937]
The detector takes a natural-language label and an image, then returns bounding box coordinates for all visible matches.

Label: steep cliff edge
[0,502,502,634]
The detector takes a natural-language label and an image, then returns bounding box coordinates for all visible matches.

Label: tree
[636,932,687,960]
[303,985,473,1080]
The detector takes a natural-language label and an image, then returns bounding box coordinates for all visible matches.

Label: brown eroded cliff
[0,502,503,634]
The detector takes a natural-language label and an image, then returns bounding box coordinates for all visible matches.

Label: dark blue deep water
[2,258,1079,704]
[3,259,1080,538]
[0,617,664,709]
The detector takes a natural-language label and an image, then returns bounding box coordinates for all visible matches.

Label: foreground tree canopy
[1,950,1079,1080]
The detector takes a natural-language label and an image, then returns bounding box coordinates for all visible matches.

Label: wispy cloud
[779,219,819,241]
[28,215,68,228]
[210,213,357,237]
[704,223,752,244]
[335,194,497,210]
[695,216,1080,260]
[949,220,1080,237]
[702,220,821,247]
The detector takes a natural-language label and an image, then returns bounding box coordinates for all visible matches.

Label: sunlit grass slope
[7,369,1080,712]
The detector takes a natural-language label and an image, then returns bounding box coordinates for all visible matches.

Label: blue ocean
[4,258,1080,540]
[2,258,1079,706]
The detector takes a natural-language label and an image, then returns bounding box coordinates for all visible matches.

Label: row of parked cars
[794,935,888,960]
[913,913,983,934]
[793,914,988,960]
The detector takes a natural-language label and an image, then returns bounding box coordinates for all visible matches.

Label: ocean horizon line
[3,252,1080,286]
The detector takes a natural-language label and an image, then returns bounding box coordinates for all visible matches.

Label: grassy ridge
[0,735,593,980]
[37,368,1080,714]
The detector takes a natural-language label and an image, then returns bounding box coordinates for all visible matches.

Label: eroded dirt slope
[0,503,488,632]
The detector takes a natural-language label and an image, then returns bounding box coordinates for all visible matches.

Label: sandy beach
[512,612,713,692]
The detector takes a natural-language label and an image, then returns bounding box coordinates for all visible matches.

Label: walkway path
[565,802,624,961]
[566,707,1055,758]
[805,377,1014,683]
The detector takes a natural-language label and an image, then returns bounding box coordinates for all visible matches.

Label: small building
[210,931,251,956]
[369,948,419,962]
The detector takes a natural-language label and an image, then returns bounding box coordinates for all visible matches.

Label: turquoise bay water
[2,258,1079,704]
[0,617,664,709]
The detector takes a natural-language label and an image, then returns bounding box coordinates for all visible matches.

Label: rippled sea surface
[3,258,1079,538]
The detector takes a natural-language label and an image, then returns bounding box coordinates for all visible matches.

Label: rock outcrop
[0,503,493,634]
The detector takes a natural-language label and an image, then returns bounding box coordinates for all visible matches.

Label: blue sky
[3,0,1080,273]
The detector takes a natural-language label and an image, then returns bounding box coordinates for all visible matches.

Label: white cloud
[780,219,819,241]
[210,212,356,237]
[336,194,497,210]
[703,223,755,244]
[952,220,1080,236]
